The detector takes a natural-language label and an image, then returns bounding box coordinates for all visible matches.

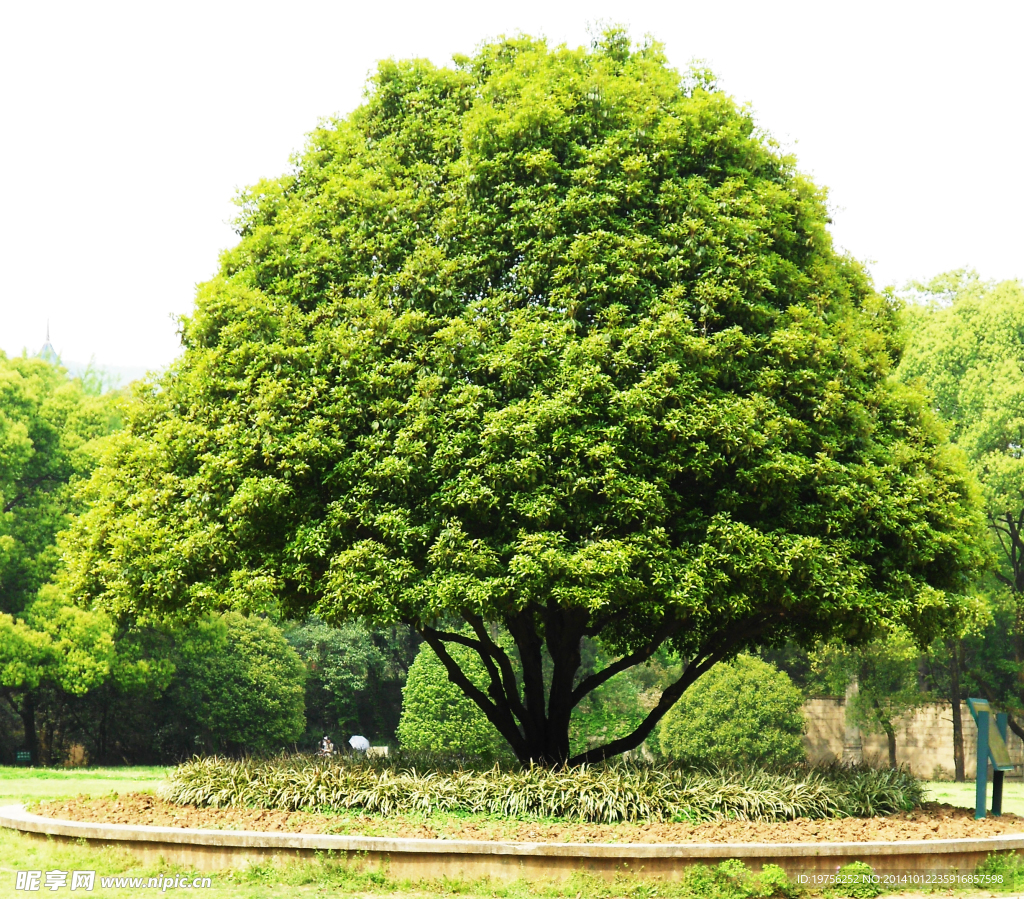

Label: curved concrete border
[3,804,1024,880]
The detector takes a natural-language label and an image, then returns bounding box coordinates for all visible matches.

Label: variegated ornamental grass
[160,756,923,824]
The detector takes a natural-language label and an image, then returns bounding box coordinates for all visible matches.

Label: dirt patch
[31,793,1024,844]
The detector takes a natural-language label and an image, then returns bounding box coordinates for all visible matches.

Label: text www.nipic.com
[15,870,213,891]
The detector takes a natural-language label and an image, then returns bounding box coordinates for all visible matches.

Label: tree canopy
[63,32,986,765]
[1,354,119,616]
[899,272,1024,570]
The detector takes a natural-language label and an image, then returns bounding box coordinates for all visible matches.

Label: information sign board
[966,699,1014,770]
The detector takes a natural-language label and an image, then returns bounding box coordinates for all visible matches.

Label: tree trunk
[19,694,38,765]
[872,697,897,768]
[842,678,863,764]
[949,639,966,782]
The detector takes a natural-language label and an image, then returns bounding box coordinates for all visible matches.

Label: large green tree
[63,33,986,765]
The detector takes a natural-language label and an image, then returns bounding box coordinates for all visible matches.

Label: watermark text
[15,870,213,891]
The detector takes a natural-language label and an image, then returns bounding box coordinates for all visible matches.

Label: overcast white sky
[1,0,1021,373]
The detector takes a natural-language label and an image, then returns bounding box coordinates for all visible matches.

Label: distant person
[318,735,334,757]
[349,735,370,752]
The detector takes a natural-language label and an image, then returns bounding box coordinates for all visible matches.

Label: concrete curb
[3,804,1024,880]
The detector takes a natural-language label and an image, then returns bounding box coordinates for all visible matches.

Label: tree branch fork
[414,606,777,767]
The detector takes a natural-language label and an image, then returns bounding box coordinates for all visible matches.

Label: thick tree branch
[543,603,588,740]
[418,625,527,756]
[505,609,547,738]
[568,650,719,765]
[568,614,777,765]
[570,615,683,708]
[420,619,521,722]
[462,612,530,728]
[3,474,62,513]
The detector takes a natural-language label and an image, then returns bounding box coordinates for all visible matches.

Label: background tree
[657,654,805,767]
[168,612,306,755]
[898,272,1024,739]
[0,353,119,616]
[0,354,121,762]
[58,624,176,764]
[63,32,987,766]
[0,586,115,764]
[30,614,307,764]
[810,630,927,768]
[286,617,417,747]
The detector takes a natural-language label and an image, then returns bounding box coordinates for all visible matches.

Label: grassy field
[0,767,1021,898]
[923,779,1024,815]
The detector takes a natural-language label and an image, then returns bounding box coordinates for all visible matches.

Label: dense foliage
[658,655,805,767]
[162,755,922,823]
[2,611,307,764]
[171,612,306,754]
[0,355,120,616]
[62,32,986,765]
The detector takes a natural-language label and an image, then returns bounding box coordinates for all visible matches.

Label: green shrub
[834,861,882,899]
[397,641,505,756]
[714,860,799,899]
[160,756,922,824]
[976,852,1024,891]
[823,763,924,816]
[658,655,806,767]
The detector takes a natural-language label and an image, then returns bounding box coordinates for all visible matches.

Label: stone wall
[801,698,1024,778]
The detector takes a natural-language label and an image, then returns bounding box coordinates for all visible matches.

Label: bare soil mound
[32,793,1024,844]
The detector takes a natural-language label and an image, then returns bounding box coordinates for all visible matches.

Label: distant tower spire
[39,322,59,365]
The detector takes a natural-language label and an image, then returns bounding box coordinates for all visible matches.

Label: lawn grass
[922,780,1024,816]
[0,765,169,806]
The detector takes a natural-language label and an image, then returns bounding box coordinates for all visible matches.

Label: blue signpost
[966,698,1013,819]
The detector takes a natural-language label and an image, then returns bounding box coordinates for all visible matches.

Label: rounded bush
[658,654,806,767]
